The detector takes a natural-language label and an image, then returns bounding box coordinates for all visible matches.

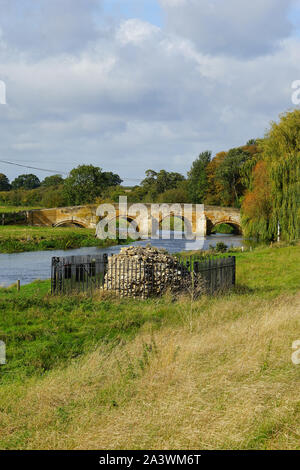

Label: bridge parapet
[28,205,98,229]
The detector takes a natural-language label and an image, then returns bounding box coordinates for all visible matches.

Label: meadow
[0,244,299,450]
[0,225,131,253]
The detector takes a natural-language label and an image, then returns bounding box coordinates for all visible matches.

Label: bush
[215,242,228,253]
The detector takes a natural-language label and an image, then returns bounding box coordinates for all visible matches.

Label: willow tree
[259,110,300,242]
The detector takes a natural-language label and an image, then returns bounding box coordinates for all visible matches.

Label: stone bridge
[27,203,241,236]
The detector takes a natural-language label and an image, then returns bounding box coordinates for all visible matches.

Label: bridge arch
[100,215,141,237]
[109,215,140,229]
[158,214,193,235]
[207,219,242,235]
[53,219,88,228]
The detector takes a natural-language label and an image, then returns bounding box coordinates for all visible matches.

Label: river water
[0,233,244,287]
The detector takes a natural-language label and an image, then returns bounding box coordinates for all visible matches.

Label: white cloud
[159,0,296,58]
[116,19,160,45]
[0,0,102,56]
[0,0,299,183]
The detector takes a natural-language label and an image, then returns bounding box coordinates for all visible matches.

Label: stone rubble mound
[103,245,205,298]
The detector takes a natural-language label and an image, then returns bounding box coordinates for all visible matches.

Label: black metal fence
[51,253,236,297]
[51,254,108,295]
[176,255,236,295]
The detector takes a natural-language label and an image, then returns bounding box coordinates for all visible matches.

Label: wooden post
[17,280,20,292]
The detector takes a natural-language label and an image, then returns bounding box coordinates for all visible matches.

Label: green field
[0,244,299,449]
[0,225,131,253]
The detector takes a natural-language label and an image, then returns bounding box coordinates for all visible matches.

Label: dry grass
[1,291,299,450]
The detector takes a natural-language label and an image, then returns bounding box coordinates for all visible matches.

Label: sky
[0,0,300,185]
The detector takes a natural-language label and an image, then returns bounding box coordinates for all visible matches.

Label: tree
[102,172,123,187]
[187,151,211,203]
[140,169,185,200]
[0,173,11,191]
[63,165,111,205]
[156,183,190,204]
[260,109,300,241]
[156,170,185,194]
[40,187,68,208]
[204,151,227,205]
[216,148,251,207]
[11,174,41,190]
[141,170,157,188]
[241,161,273,241]
[41,175,64,188]
[239,143,261,191]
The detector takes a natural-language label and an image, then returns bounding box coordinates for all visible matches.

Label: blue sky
[103,0,300,35]
[0,0,299,184]
[103,0,300,37]
[289,2,300,36]
[103,0,163,27]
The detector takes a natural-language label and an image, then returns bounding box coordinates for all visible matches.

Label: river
[0,233,244,287]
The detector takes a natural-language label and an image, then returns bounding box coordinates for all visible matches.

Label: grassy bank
[0,244,299,449]
[0,205,42,213]
[0,225,131,253]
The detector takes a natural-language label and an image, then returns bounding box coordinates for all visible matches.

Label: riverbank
[0,205,42,213]
[0,244,299,449]
[0,225,132,253]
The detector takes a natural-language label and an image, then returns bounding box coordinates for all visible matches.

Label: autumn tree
[204,151,227,205]
[241,110,300,242]
[241,161,273,241]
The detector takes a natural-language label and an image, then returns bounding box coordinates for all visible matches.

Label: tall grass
[0,244,299,449]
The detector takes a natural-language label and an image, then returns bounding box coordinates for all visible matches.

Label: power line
[0,159,67,175]
[0,159,143,182]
